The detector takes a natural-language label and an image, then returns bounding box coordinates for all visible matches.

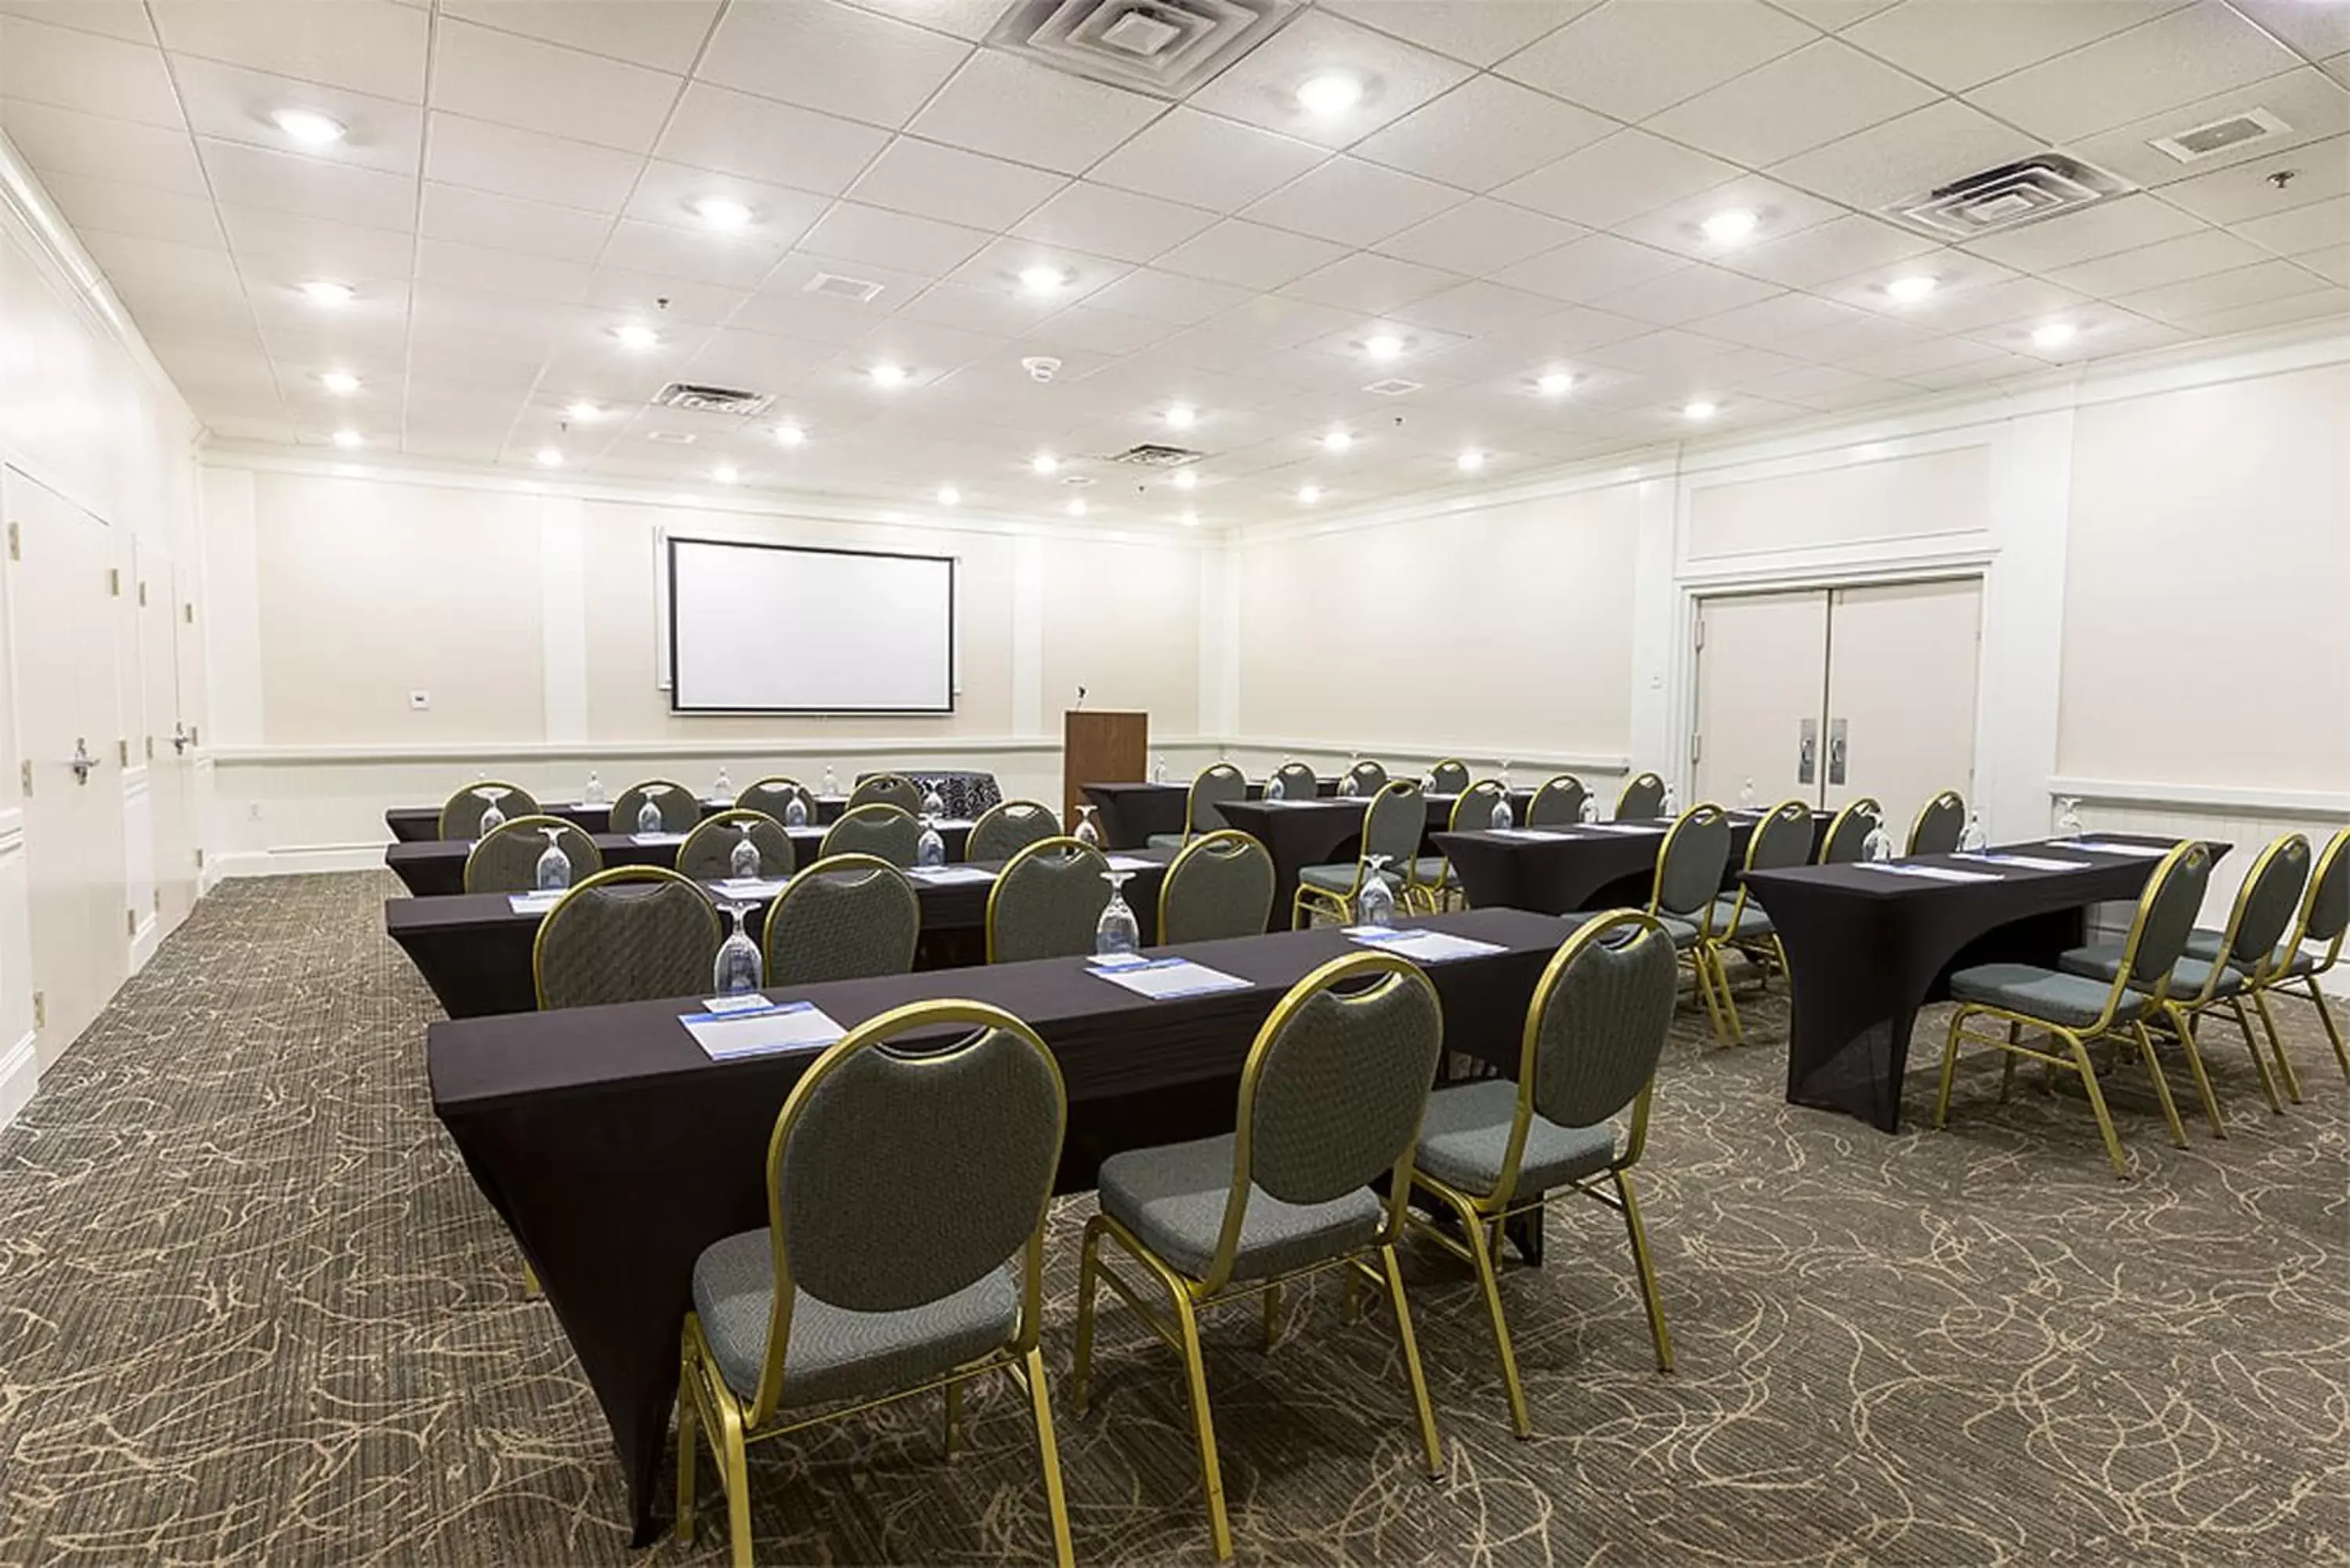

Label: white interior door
[1822,579,1983,833]
[1692,590,1830,810]
[139,544,193,930]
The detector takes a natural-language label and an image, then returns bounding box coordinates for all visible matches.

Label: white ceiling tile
[80,228,243,292]
[2157,133,2348,222]
[684,325,857,391]
[1842,0,2190,92]
[895,281,1065,337]
[731,276,914,345]
[431,18,680,153]
[1019,305,1179,359]
[598,219,786,289]
[2166,284,2348,336]
[1966,2,2300,143]
[1766,0,1900,29]
[579,266,749,324]
[415,236,594,301]
[1687,290,1869,346]
[0,14,181,125]
[40,170,222,248]
[906,49,1162,175]
[798,201,998,276]
[419,179,613,261]
[1734,360,1886,406]
[828,0,1007,42]
[1010,182,1217,265]
[168,56,424,176]
[1614,176,1846,262]
[2046,226,2271,294]
[150,0,429,101]
[1376,197,1582,273]
[2294,244,2348,284]
[697,0,970,129]
[2063,67,2349,190]
[1725,211,1939,287]
[1647,39,1940,165]
[1321,0,1593,67]
[622,161,830,247]
[0,2,155,45]
[1353,75,1614,192]
[1497,0,1817,121]
[1770,99,2041,211]
[1961,192,2205,270]
[218,204,414,274]
[1493,233,1693,302]
[440,1,721,73]
[1242,156,1467,250]
[847,136,1067,230]
[945,236,1131,305]
[2227,0,2350,63]
[1494,128,1744,229]
[1813,244,2019,311]
[0,99,208,194]
[2233,193,2349,255]
[1770,308,1936,360]
[1088,107,1329,211]
[1184,9,1474,150]
[197,138,418,228]
[2328,52,2350,90]
[1083,267,1258,326]
[1282,251,1463,314]
[1390,280,1573,336]
[1835,333,2008,379]
[1596,264,1784,326]
[1154,219,1350,290]
[657,81,893,196]
[2109,255,2332,320]
[425,111,643,213]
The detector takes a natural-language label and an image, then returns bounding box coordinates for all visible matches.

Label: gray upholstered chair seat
[1948,963,2148,1027]
[1708,897,1773,938]
[691,1228,1018,1405]
[1413,1079,1616,1199]
[1562,911,1700,948]
[1407,855,1459,887]
[2182,928,2316,975]
[1097,1133,1383,1283]
[1147,832,1188,850]
[1298,864,1400,894]
[2057,944,2240,997]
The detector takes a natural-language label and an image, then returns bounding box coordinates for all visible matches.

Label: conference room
[0,1,2344,1564]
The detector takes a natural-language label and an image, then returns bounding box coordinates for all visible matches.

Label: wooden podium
[1063,709,1147,829]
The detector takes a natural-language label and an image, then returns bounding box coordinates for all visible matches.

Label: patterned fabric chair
[848,772,924,815]
[1614,771,1667,820]
[1700,799,1813,1041]
[760,854,920,987]
[1341,758,1389,797]
[1408,911,1681,1436]
[1935,840,2211,1178]
[736,776,815,825]
[987,839,1112,963]
[2190,824,2348,1100]
[1071,952,1446,1560]
[1426,759,1471,795]
[1158,830,1274,945]
[1269,761,1320,800]
[612,779,699,836]
[1148,764,1247,851]
[1526,775,1587,827]
[969,800,1061,863]
[908,770,1002,820]
[1907,789,1967,856]
[464,815,600,894]
[533,866,722,1010]
[1817,797,1883,864]
[677,1000,1076,1568]
[678,810,797,883]
[1293,779,1424,928]
[820,804,920,869]
[1568,807,1732,1042]
[438,780,540,840]
[1408,781,1507,910]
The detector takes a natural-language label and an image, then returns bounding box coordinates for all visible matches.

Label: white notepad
[631,832,687,845]
[907,865,994,884]
[1104,854,1157,871]
[1487,828,1571,842]
[1954,853,2090,872]
[1850,862,2000,883]
[1582,822,1665,834]
[680,1000,848,1060]
[1343,926,1509,963]
[2067,840,2172,859]
[507,891,562,914]
[1090,958,1253,1000]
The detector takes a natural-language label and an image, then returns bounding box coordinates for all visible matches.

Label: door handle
[1797,718,1817,785]
[172,721,192,754]
[1827,718,1848,786]
[70,738,96,785]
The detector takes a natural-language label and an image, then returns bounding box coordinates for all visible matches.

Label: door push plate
[1797,718,1817,786]
[1828,718,1849,786]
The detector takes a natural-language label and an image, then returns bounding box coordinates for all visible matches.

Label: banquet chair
[969,800,1060,863]
[464,815,600,894]
[1700,799,1813,1042]
[736,776,815,822]
[2197,824,2348,1100]
[848,772,924,814]
[761,854,919,987]
[1527,774,1588,827]
[1342,758,1389,796]
[1817,797,1882,864]
[820,803,920,868]
[1270,761,1320,800]
[678,810,797,883]
[1407,910,1680,1436]
[1565,806,1732,1041]
[1159,831,1274,944]
[612,778,700,835]
[987,838,1112,963]
[1071,952,1446,1561]
[1149,763,1247,850]
[677,999,1075,1568]
[1935,840,2211,1179]
[1615,771,1667,820]
[1410,780,1507,912]
[2059,832,2307,1133]
[1293,779,1424,928]
[438,779,540,840]
[1427,758,1471,794]
[533,865,723,1010]
[1907,789,1967,856]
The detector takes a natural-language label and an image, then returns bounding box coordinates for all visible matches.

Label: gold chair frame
[1178,763,1247,843]
[1650,804,1740,1046]
[2238,824,2348,1104]
[1423,780,1507,912]
[1426,757,1471,793]
[1817,797,1882,864]
[529,863,722,1010]
[1697,798,1810,1045]
[2146,833,2308,1134]
[1615,771,1667,819]
[1526,774,1587,827]
[1906,789,1966,857]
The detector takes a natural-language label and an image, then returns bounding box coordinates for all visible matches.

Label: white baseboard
[215,845,392,878]
[128,912,161,971]
[0,1028,36,1131]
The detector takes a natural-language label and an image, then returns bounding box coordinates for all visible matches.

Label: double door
[1692,579,1983,833]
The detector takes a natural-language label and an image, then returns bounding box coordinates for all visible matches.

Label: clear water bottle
[713,764,732,801]
[584,770,605,804]
[822,764,838,797]
[1661,781,1679,817]
[1266,771,1286,802]
[1095,870,1140,956]
[1739,776,1757,811]
[729,820,763,880]
[916,815,946,868]
[535,826,573,891]
[637,783,669,836]
[1074,805,1104,848]
[1580,793,1600,825]
[921,785,946,819]
[783,793,808,829]
[2055,797,2084,839]
[474,785,509,840]
[1338,755,1359,797]
[1490,789,1513,830]
[1958,811,1987,854]
[1499,761,1513,797]
[1152,753,1168,785]
[712,903,762,996]
[1356,854,1397,926]
[1862,809,1893,862]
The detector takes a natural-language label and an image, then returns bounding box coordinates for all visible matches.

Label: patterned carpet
[1,873,2344,1566]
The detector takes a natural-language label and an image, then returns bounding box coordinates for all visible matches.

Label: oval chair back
[1184,764,1248,836]
[439,780,540,840]
[1362,779,1425,876]
[1615,771,1666,820]
[2115,842,2214,1007]
[1159,829,1274,945]
[2294,826,2350,964]
[752,999,1065,1422]
[533,865,722,1010]
[1907,789,1966,856]
[465,814,600,894]
[821,803,920,868]
[1818,797,1882,864]
[761,854,920,986]
[2214,833,2312,988]
[1271,761,1319,800]
[1345,758,1389,795]
[1710,799,1812,937]
[1427,759,1471,794]
[848,772,924,814]
[678,809,797,883]
[1526,775,1586,826]
[736,775,815,821]
[611,778,698,835]
[1449,779,1506,831]
[1650,805,1730,924]
[969,800,1060,863]
[987,838,1112,963]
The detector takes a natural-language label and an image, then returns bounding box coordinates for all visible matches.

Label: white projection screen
[667,537,956,714]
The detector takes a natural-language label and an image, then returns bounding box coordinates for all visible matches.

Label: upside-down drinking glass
[921,785,946,819]
[713,902,762,996]
[1338,754,1360,797]
[1265,771,1286,802]
[783,793,808,829]
[2055,797,2084,839]
[637,783,672,836]
[535,826,573,892]
[1489,789,1513,830]
[1356,854,1397,926]
[729,820,763,880]
[1074,805,1103,849]
[1862,807,1893,862]
[1581,793,1600,825]
[1959,811,1988,854]
[916,813,946,869]
[1660,781,1679,818]
[1095,870,1140,956]
[473,785,510,840]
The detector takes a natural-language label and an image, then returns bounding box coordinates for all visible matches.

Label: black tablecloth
[1437,810,1831,913]
[1223,794,1524,927]
[385,822,974,898]
[1744,836,2228,1133]
[388,848,1178,1018]
[1082,776,1340,849]
[385,797,763,844]
[428,905,1571,1541]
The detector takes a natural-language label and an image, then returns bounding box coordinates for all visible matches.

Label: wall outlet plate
[409,690,430,710]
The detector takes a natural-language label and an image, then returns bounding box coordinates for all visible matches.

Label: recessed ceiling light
[1031,452,1059,475]
[1171,468,1198,490]
[870,363,909,387]
[1456,449,1485,472]
[713,464,739,484]
[1321,429,1353,453]
[565,400,603,421]
[1018,264,1068,295]
[775,423,806,446]
[331,428,362,450]
[1065,498,1087,517]
[1364,333,1405,361]
[2032,321,2077,348]
[1885,274,1939,304]
[1536,370,1574,396]
[318,370,360,395]
[936,485,960,505]
[613,322,659,349]
[299,280,352,306]
[271,107,345,146]
[1165,403,1196,428]
[1297,483,1324,504]
[535,447,564,468]
[1180,508,1199,526]
[1296,72,1362,115]
[1683,399,1719,421]
[1701,208,1759,244]
[692,197,751,230]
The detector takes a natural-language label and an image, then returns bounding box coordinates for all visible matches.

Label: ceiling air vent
[646,431,697,444]
[1885,152,2131,240]
[2149,107,2290,165]
[987,0,1300,99]
[653,382,773,417]
[1101,443,1203,468]
[806,271,886,303]
[1363,378,1423,397]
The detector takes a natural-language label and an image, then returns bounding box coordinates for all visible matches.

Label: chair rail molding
[2047,777,2350,818]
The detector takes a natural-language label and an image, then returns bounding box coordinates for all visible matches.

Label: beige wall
[1040,534,1201,735]
[1685,443,1990,560]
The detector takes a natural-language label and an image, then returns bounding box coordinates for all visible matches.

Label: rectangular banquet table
[428,905,1571,1542]
[1437,809,1832,913]
[1743,835,2226,1134]
[387,848,1177,1018]
[1218,793,1467,927]
[385,796,768,843]
[1081,775,1340,849]
[385,820,974,897]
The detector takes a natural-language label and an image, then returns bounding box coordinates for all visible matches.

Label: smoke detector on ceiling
[1885,152,2131,240]
[653,382,773,416]
[2149,107,2291,164]
[987,0,1300,99]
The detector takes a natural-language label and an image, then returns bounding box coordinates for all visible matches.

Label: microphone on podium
[1074,685,1086,710]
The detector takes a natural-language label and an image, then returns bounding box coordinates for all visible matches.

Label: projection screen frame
[665,535,958,716]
